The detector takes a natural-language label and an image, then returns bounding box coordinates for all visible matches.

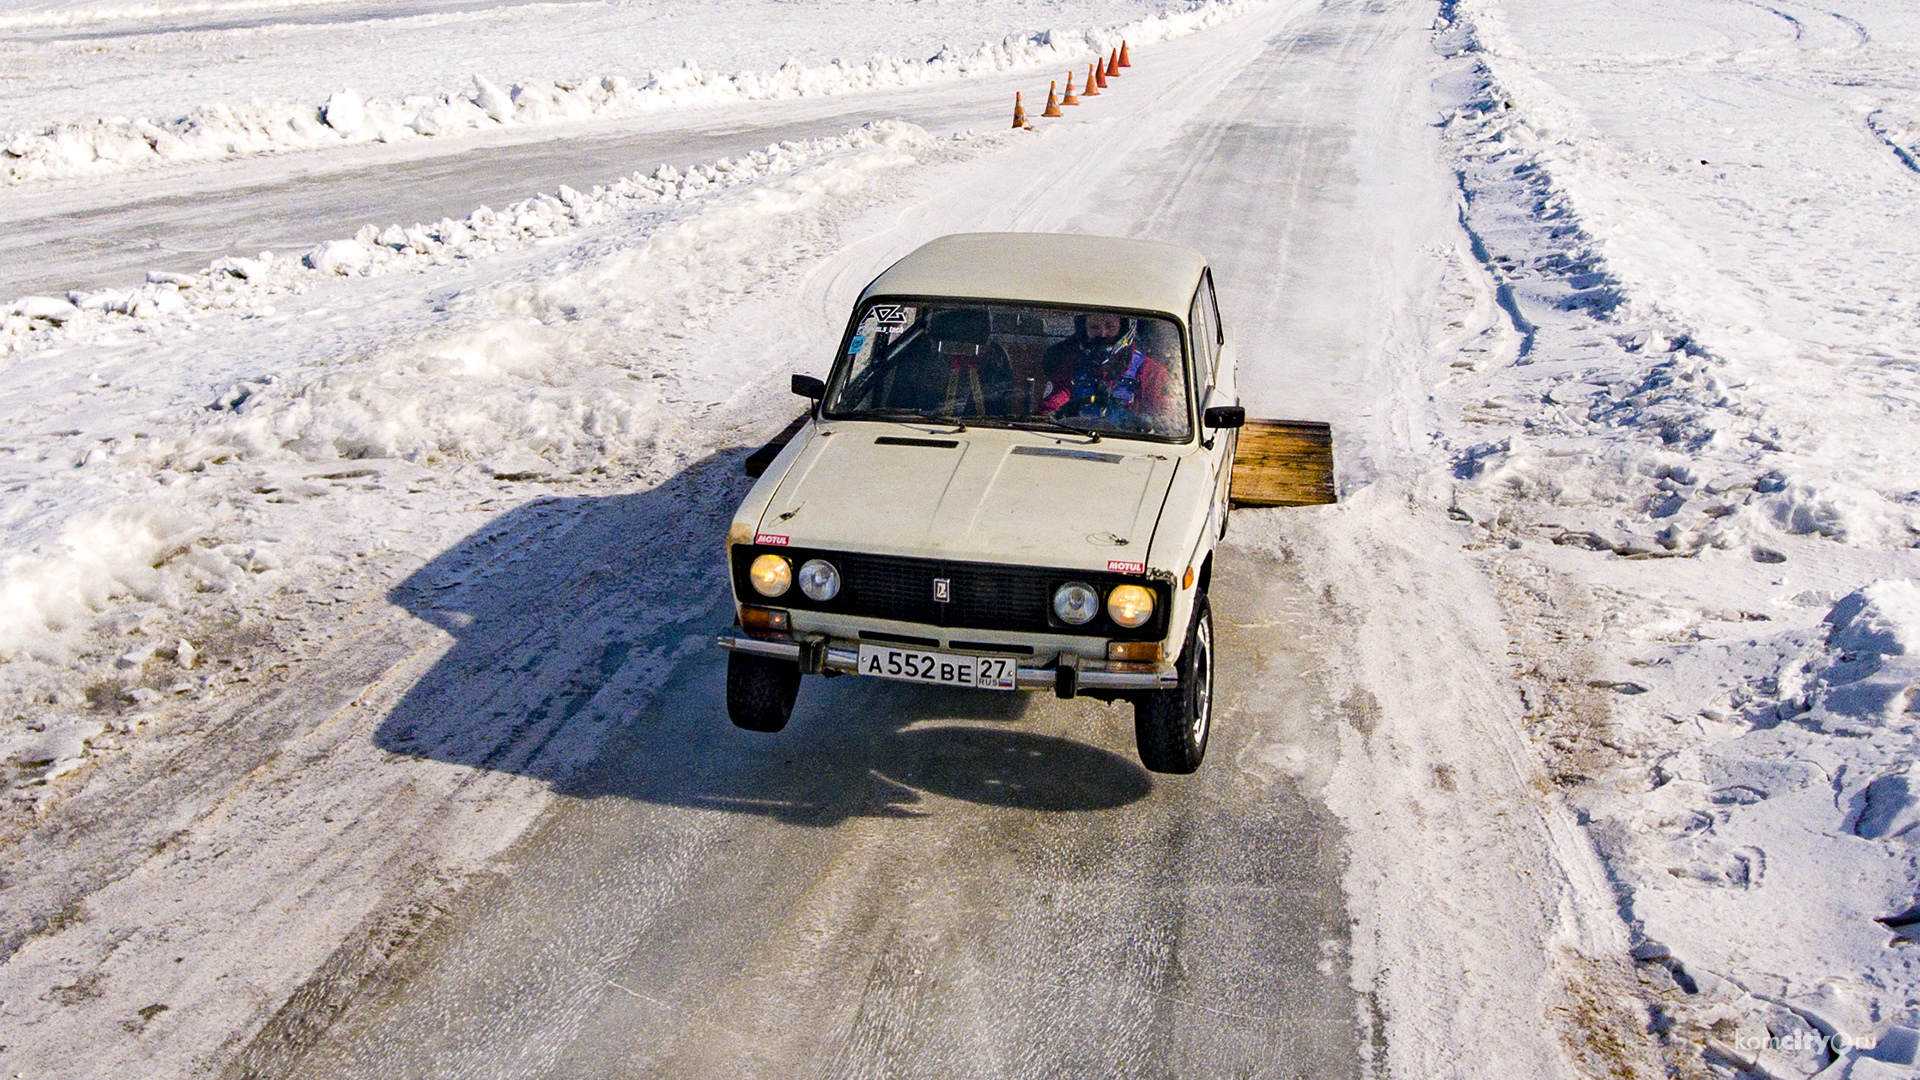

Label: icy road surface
[278,561,1355,1078]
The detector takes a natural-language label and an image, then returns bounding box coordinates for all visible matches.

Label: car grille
[732,546,1166,639]
[837,552,1056,631]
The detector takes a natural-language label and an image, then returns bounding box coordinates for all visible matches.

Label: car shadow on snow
[375,450,1152,826]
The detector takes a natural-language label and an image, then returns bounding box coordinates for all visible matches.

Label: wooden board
[1230,419,1336,507]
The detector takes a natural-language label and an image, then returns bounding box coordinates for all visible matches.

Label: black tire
[1133,594,1214,774]
[727,652,801,732]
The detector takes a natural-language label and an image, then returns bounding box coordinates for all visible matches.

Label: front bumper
[715,634,1177,696]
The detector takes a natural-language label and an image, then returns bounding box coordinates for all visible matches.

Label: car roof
[859,232,1208,320]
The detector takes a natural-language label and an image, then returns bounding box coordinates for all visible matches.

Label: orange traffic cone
[1119,40,1132,67]
[1094,59,1109,89]
[1042,82,1063,117]
[1011,91,1029,128]
[1106,49,1120,78]
[1083,62,1101,95]
[1062,71,1080,105]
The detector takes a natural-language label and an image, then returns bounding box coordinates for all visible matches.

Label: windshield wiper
[1006,416,1102,442]
[834,409,967,431]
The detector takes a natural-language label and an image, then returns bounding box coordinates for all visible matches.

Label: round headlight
[748,553,791,597]
[798,558,840,601]
[1053,581,1100,625]
[1107,584,1155,628]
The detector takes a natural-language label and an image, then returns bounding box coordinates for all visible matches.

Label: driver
[1038,312,1177,425]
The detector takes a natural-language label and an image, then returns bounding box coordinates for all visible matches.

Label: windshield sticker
[755,533,789,546]
[1107,560,1146,575]
[847,335,865,354]
[869,304,911,328]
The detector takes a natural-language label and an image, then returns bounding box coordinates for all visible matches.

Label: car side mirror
[1204,405,1246,429]
[792,374,826,400]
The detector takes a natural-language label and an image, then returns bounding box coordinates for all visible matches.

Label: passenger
[877,307,1015,417]
[1039,312,1180,429]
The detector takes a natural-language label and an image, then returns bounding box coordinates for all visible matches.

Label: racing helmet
[1074,312,1136,362]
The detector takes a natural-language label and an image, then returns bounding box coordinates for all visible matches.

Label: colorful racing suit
[1040,340,1176,421]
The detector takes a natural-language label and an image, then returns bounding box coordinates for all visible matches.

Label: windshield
[823,300,1192,441]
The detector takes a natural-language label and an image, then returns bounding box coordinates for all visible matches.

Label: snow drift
[1,0,1261,184]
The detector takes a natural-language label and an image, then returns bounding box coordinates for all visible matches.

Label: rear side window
[1189,288,1217,382]
[1202,270,1223,347]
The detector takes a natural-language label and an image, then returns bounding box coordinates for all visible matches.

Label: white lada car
[716,232,1245,773]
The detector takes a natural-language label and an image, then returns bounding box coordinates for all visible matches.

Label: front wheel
[1133,595,1213,774]
[727,652,801,732]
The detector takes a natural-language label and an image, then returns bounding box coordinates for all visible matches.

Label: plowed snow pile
[0,0,1258,183]
[0,117,975,785]
[1433,0,1920,1075]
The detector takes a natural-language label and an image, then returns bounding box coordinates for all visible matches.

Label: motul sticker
[755,533,789,546]
[1107,560,1145,575]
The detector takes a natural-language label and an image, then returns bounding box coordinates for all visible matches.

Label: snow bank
[0,506,215,660]
[0,118,961,675]
[1431,0,1920,1072]
[1435,0,1920,563]
[214,125,933,469]
[2,121,936,357]
[1567,579,1920,1077]
[0,0,1260,184]
[0,109,971,858]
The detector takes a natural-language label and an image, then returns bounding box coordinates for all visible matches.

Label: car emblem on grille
[932,577,951,603]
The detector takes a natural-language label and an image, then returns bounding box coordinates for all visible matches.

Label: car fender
[726,420,816,550]
[1146,450,1217,662]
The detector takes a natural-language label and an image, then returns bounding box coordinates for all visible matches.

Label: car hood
[758,424,1179,570]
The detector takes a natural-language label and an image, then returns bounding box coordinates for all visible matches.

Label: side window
[1202,269,1223,349]
[1189,287,1216,395]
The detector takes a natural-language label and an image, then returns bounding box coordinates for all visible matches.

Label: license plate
[855,644,1019,691]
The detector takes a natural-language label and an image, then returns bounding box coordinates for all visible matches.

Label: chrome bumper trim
[714,635,1177,691]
